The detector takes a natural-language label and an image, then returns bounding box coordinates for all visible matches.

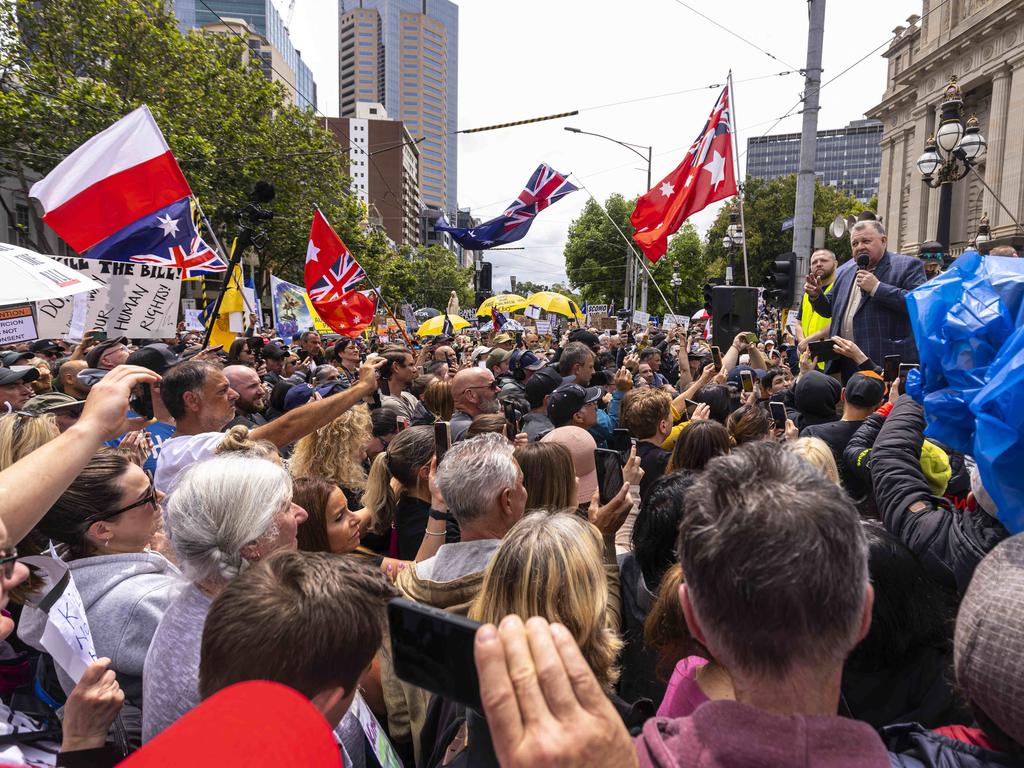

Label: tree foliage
[704,175,874,287]
[0,0,472,307]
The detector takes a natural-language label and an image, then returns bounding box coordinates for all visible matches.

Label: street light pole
[565,126,653,314]
[916,77,987,249]
[670,267,681,312]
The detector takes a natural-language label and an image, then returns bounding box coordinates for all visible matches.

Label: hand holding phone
[769,401,787,431]
[594,448,625,507]
[711,346,723,371]
[740,370,754,393]
[434,421,451,462]
[883,355,901,383]
[807,339,839,362]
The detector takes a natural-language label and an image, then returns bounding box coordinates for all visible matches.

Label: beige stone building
[868,0,1024,256]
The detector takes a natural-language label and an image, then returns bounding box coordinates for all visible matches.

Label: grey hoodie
[19,550,184,704]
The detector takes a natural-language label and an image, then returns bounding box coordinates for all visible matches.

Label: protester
[558,341,596,385]
[665,418,730,474]
[290,405,371,508]
[153,356,382,496]
[222,364,268,430]
[225,337,257,368]
[299,331,325,365]
[421,378,454,422]
[792,435,841,484]
[198,551,394,766]
[804,220,926,379]
[380,433,528,761]
[56,358,90,400]
[918,240,945,280]
[21,450,182,735]
[0,411,57,475]
[541,426,599,510]
[142,454,308,742]
[86,337,130,371]
[795,248,838,357]
[724,403,773,446]
[378,347,420,421]
[621,388,672,499]
[521,366,562,441]
[514,441,577,511]
[0,366,39,410]
[548,383,602,431]
[449,368,500,442]
[791,370,842,431]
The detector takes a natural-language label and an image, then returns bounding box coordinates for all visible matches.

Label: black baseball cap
[568,329,601,351]
[126,343,180,374]
[30,340,62,355]
[262,343,288,361]
[547,383,602,427]
[86,336,128,369]
[0,351,33,367]
[0,366,40,386]
[524,366,562,409]
[844,371,886,408]
[509,350,546,377]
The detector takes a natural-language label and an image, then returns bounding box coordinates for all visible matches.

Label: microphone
[856,254,870,269]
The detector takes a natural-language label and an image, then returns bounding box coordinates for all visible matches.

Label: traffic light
[765,252,796,306]
[702,277,723,314]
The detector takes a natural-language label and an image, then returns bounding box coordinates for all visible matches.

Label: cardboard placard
[0,304,38,345]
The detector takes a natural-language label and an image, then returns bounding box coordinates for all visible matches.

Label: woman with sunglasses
[19,450,183,736]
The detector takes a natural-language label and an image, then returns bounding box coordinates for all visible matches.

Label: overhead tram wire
[667,0,799,71]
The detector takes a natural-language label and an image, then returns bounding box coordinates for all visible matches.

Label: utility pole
[791,0,826,310]
[640,145,652,314]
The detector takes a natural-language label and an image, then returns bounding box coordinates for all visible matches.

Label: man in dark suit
[804,220,926,381]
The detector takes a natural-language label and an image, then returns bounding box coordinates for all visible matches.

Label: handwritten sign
[535,320,551,335]
[184,308,205,331]
[35,258,182,340]
[524,305,541,320]
[663,314,690,331]
[0,303,37,345]
[632,310,651,326]
[19,555,97,683]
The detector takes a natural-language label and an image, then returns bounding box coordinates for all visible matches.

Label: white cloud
[285,0,919,288]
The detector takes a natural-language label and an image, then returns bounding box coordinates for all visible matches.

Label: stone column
[878,136,894,223]
[889,131,908,250]
[995,55,1024,237]
[907,104,934,250]
[981,64,1011,228]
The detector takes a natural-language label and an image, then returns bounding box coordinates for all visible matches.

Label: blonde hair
[216,425,281,465]
[290,405,371,492]
[791,437,840,485]
[470,512,622,690]
[514,442,575,512]
[0,412,58,470]
[422,379,454,421]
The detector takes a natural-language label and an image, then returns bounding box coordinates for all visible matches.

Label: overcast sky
[286,0,921,291]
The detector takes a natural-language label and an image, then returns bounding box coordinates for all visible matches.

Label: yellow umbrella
[525,291,583,320]
[476,293,528,317]
[415,313,470,337]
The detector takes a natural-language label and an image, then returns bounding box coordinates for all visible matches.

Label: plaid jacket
[809,251,926,370]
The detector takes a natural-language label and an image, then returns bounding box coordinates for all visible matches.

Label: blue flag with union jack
[435,163,577,249]
[86,197,227,278]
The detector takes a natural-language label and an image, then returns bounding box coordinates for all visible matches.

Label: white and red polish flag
[29,105,192,253]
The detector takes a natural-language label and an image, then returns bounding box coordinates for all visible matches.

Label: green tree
[0,0,358,292]
[404,246,474,310]
[646,222,716,316]
[563,195,635,306]
[704,175,873,287]
[514,280,550,296]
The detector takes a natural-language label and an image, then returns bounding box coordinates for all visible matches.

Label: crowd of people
[0,218,1019,766]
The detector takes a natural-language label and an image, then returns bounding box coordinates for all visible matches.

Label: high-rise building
[338,0,458,217]
[323,103,423,247]
[745,119,883,202]
[172,0,317,110]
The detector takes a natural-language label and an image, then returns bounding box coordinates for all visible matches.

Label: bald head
[452,367,500,418]
[223,365,265,415]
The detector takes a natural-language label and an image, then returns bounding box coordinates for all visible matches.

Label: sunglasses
[0,548,17,580]
[97,483,158,522]
[465,381,499,392]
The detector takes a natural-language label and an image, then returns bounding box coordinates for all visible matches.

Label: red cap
[120,681,342,767]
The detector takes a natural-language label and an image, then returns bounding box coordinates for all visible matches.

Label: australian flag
[435,163,577,249]
[86,197,227,278]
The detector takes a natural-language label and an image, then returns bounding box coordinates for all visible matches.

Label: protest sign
[595,317,617,331]
[19,555,97,683]
[632,310,650,326]
[66,292,88,343]
[35,258,181,339]
[536,320,551,335]
[184,308,205,331]
[270,274,332,339]
[525,305,541,320]
[0,304,38,345]
[587,303,609,317]
[663,313,690,330]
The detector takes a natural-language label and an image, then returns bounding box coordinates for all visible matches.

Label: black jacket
[870,396,1007,594]
[884,723,1023,767]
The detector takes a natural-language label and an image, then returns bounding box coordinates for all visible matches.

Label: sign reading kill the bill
[35,258,182,339]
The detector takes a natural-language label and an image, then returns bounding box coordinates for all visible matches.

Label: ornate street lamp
[975,212,992,248]
[915,76,987,248]
[721,201,744,286]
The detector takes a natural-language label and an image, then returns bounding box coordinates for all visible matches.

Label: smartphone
[609,428,634,464]
[684,398,699,419]
[740,370,754,393]
[898,363,919,383]
[91,330,108,342]
[769,401,787,431]
[807,339,839,362]
[745,332,758,344]
[434,421,451,462]
[711,345,723,371]
[129,383,154,420]
[396,416,409,432]
[387,598,482,711]
[883,355,901,383]
[594,448,625,505]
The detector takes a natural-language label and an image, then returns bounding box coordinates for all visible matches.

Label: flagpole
[569,173,679,318]
[727,71,751,287]
[193,196,255,315]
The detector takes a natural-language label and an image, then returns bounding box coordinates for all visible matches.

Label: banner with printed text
[35,258,182,339]
[270,274,332,339]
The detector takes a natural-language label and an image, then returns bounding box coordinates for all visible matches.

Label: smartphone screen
[807,340,839,362]
[740,370,754,393]
[91,330,108,342]
[769,401,787,431]
[746,332,757,344]
[434,421,451,462]
[883,355,901,383]
[387,598,482,711]
[594,448,625,505]
[711,345,722,371]
[898,363,919,384]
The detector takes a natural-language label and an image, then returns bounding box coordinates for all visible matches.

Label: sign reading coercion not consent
[35,258,183,339]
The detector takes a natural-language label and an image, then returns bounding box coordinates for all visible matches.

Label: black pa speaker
[711,286,758,350]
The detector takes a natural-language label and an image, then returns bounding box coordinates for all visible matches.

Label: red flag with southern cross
[304,209,375,336]
[630,84,737,262]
